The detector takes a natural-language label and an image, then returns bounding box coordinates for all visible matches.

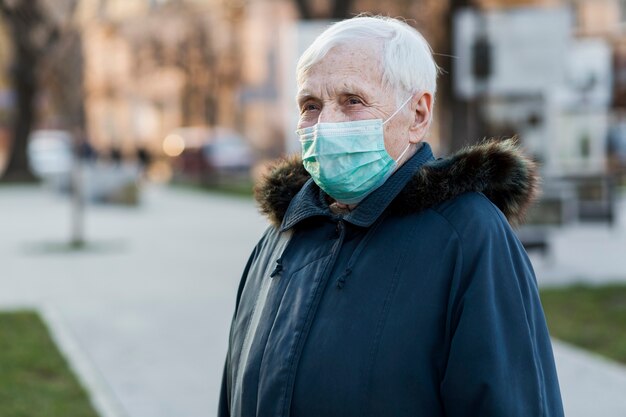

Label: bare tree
[0,0,59,181]
[0,0,83,183]
[1,0,88,247]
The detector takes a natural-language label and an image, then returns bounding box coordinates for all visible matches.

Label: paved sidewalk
[1,185,267,417]
[529,197,626,287]
[1,184,625,417]
[552,341,626,417]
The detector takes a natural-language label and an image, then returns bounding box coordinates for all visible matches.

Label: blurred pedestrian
[109,146,122,166]
[219,15,564,417]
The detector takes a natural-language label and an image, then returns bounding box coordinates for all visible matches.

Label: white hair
[296,16,439,106]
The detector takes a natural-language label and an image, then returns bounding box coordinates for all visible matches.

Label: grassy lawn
[0,311,99,417]
[171,179,254,198]
[540,284,626,364]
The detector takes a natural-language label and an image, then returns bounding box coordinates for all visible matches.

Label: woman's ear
[409,92,433,144]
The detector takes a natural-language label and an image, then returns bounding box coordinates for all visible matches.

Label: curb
[39,304,129,417]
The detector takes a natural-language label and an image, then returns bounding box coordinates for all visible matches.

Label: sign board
[553,110,608,175]
[454,7,572,99]
[561,38,613,110]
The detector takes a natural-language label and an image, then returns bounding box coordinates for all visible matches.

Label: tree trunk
[1,22,39,182]
[331,0,353,19]
[293,0,312,19]
[443,0,475,153]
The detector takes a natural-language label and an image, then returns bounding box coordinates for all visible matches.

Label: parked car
[165,127,254,184]
[203,128,254,173]
[27,129,73,189]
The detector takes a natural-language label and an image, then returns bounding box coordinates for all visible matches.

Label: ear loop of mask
[395,142,412,164]
[382,95,413,126]
[381,94,414,164]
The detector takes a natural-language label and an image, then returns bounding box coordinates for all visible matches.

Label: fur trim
[254,154,310,227]
[255,139,539,228]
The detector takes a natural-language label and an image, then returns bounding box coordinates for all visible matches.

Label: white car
[27,130,73,188]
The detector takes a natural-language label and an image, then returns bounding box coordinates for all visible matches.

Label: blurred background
[0,0,625,416]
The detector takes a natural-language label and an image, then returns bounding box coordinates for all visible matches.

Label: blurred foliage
[0,311,99,417]
[541,284,626,364]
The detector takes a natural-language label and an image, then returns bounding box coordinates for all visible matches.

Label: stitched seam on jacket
[256,252,332,416]
[361,218,416,417]
[280,224,346,417]
[479,193,546,417]
[288,252,332,276]
[433,195,545,416]
[231,266,271,416]
[227,239,262,411]
[231,229,277,388]
[231,230,292,417]
[421,208,463,389]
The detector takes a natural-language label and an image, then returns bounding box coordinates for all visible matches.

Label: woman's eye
[347,97,363,105]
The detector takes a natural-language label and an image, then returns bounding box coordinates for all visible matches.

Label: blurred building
[573,0,626,108]
[76,0,452,161]
[0,0,511,165]
[451,0,626,177]
[77,0,240,158]
[76,0,307,161]
[3,0,626,178]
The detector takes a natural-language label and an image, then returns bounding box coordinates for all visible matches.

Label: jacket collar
[279,143,434,231]
[255,139,539,230]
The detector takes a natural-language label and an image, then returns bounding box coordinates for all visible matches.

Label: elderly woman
[219,15,564,417]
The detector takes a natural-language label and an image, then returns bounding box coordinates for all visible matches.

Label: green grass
[0,311,99,417]
[171,179,254,198]
[540,284,626,364]
[203,181,255,198]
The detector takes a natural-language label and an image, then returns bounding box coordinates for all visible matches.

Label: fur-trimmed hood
[255,139,539,228]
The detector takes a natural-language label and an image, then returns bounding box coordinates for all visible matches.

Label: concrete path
[529,197,626,287]
[553,341,626,417]
[1,185,266,417]
[1,184,625,417]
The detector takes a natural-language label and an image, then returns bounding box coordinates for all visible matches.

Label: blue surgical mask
[297,96,412,205]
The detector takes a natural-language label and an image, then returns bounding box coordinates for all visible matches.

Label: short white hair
[296,16,439,105]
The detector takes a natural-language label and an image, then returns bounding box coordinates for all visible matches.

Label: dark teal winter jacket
[219,140,564,417]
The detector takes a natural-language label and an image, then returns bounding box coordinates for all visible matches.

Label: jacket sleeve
[217,232,266,417]
[439,209,564,417]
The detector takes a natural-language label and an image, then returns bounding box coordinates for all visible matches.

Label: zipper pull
[336,268,352,289]
[270,258,283,278]
[333,220,345,238]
